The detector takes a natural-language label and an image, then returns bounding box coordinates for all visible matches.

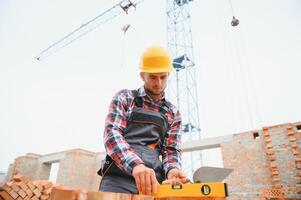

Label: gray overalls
[98,90,170,194]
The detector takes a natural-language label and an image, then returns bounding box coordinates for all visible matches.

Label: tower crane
[35,0,239,177]
[35,0,142,61]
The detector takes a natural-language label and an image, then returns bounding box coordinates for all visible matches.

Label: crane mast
[166,0,202,177]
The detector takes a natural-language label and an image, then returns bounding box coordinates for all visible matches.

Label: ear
[140,72,145,81]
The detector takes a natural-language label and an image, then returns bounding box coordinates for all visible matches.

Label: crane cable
[235,25,262,128]
[232,29,255,130]
[228,0,236,16]
[228,23,262,130]
[223,0,261,131]
[228,0,239,26]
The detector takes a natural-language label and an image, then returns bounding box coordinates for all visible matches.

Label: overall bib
[99,90,170,194]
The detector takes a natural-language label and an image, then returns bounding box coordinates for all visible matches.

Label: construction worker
[98,45,188,195]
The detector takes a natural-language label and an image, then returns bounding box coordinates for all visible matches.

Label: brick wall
[222,122,301,199]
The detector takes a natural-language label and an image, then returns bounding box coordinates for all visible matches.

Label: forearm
[162,110,182,175]
[162,147,181,175]
[104,127,144,173]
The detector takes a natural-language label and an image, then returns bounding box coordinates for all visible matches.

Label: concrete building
[4,149,104,191]
[4,121,301,199]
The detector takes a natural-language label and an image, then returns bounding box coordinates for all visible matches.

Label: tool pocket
[97,155,113,176]
[97,155,132,177]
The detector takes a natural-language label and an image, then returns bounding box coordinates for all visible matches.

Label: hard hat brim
[140,66,173,73]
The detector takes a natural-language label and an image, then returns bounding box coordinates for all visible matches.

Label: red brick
[26,182,36,191]
[0,192,14,200]
[13,174,29,183]
[32,188,41,198]
[8,189,19,199]
[25,189,33,198]
[11,183,20,192]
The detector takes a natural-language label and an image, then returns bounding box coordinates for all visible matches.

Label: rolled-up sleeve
[103,90,144,174]
[162,109,182,175]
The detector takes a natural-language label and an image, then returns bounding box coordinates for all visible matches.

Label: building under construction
[1,121,300,199]
[1,0,300,200]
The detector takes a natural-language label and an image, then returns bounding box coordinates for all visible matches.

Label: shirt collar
[137,86,166,101]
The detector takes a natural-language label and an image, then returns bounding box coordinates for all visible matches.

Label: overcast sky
[0,0,300,174]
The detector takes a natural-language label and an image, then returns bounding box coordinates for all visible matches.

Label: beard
[145,86,165,97]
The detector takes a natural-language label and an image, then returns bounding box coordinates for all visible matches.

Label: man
[99,45,188,195]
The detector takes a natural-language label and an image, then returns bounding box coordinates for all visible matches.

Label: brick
[49,188,77,200]
[267,150,275,155]
[42,187,52,195]
[270,161,277,168]
[0,183,12,193]
[13,174,29,183]
[16,196,23,200]
[272,170,279,175]
[296,157,301,162]
[289,137,297,142]
[273,177,281,182]
[263,132,270,137]
[31,195,39,200]
[24,196,31,200]
[32,188,41,198]
[40,181,52,190]
[268,155,276,161]
[290,141,298,148]
[296,161,301,169]
[17,189,27,198]
[32,182,42,192]
[26,182,35,191]
[0,191,14,200]
[274,184,282,189]
[266,143,273,149]
[25,189,33,198]
[40,194,49,200]
[17,182,28,191]
[294,176,301,181]
[8,189,19,199]
[11,183,20,192]
[293,149,300,155]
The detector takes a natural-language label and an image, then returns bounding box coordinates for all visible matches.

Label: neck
[144,87,163,101]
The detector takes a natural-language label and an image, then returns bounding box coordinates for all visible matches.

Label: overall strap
[131,90,143,108]
[132,89,172,115]
[159,101,172,115]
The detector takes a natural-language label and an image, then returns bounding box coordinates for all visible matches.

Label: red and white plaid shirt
[103,86,182,175]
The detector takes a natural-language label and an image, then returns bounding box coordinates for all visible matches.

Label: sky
[0,0,300,175]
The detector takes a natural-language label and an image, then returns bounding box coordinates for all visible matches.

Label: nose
[157,78,162,85]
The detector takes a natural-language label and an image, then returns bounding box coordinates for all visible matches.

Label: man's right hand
[132,164,159,195]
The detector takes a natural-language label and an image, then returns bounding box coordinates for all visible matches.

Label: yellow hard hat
[140,45,173,73]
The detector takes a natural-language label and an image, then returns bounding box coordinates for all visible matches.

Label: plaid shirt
[103,86,182,175]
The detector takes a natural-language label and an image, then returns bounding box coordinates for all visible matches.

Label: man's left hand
[163,168,188,185]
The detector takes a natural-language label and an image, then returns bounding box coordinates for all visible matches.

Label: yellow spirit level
[156,182,228,198]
